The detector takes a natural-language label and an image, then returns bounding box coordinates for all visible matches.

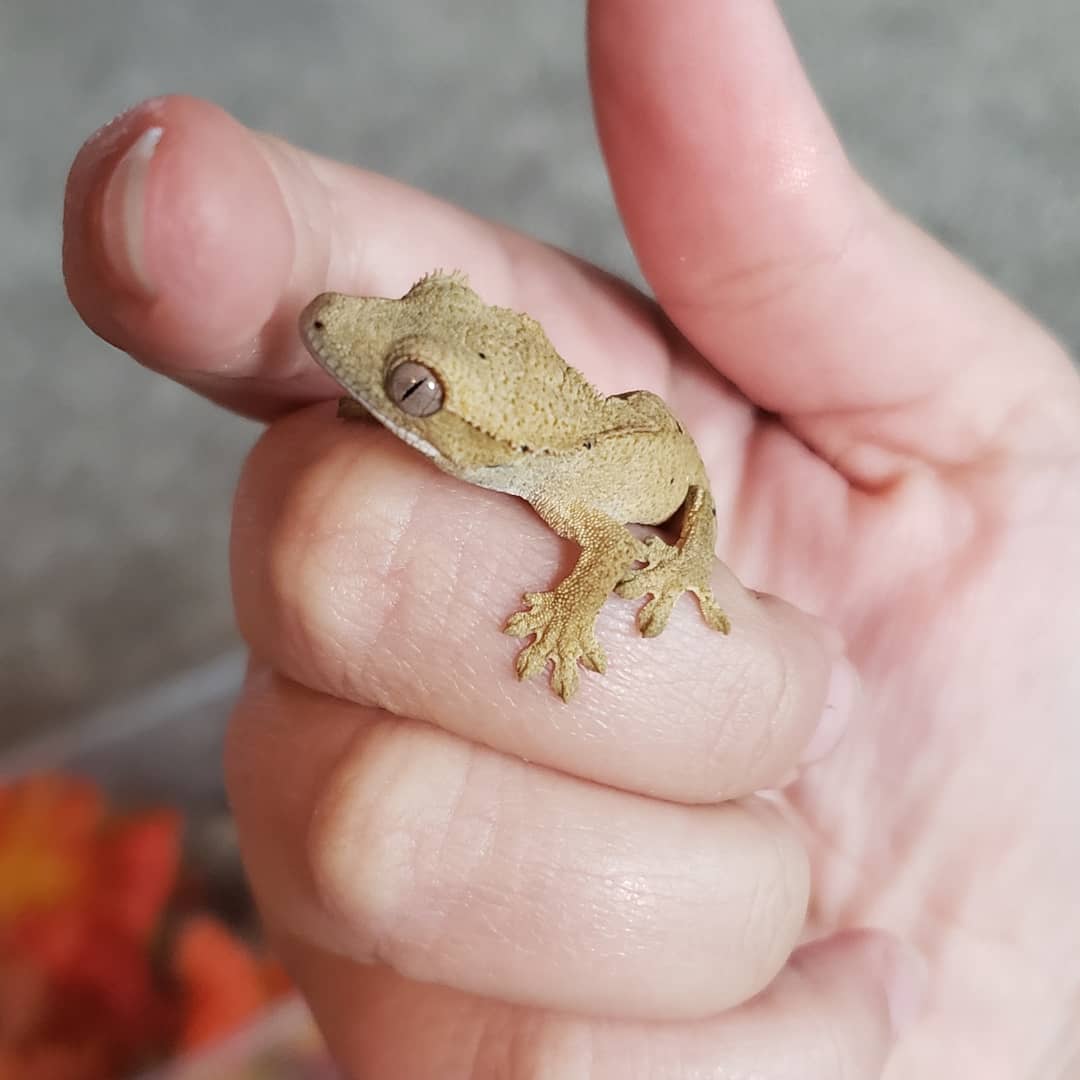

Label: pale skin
[62,1,1080,1076]
[299,274,729,701]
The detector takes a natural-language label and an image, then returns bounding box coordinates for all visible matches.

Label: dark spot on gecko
[520,445,530,452]
[478,351,487,358]
[584,441,592,449]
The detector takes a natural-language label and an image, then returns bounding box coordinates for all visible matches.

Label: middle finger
[231,405,851,803]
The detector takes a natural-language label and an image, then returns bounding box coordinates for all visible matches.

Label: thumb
[590,0,1079,483]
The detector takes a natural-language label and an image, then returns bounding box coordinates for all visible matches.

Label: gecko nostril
[312,319,325,331]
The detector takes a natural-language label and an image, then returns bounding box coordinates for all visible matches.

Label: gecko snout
[299,292,337,334]
[298,294,345,375]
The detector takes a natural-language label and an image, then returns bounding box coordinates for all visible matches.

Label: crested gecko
[299,271,730,701]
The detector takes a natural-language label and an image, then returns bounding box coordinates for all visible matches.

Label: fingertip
[63,94,294,372]
[589,0,855,304]
[797,652,859,767]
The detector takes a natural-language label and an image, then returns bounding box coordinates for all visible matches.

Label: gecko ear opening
[386,359,444,417]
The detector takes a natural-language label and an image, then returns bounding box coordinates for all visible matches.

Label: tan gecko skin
[298,271,730,701]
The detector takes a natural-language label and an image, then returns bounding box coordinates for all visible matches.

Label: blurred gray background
[1,0,1077,744]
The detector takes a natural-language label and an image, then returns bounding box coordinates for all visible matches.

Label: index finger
[62,95,674,421]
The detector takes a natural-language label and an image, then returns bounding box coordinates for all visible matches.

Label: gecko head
[298,273,529,475]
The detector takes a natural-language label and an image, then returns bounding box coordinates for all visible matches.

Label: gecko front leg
[504,494,643,701]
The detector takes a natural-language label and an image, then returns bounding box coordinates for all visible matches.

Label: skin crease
[298,277,730,702]
[60,1,1080,1078]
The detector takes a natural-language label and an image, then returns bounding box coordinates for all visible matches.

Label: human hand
[63,1,1080,1076]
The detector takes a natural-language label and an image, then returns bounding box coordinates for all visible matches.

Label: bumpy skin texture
[299,271,730,700]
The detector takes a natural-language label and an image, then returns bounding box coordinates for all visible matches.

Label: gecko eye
[386,360,444,417]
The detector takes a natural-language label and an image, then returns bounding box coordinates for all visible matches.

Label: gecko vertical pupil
[386,360,444,416]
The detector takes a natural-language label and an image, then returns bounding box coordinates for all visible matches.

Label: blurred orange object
[173,915,269,1052]
[0,773,290,1079]
[0,774,105,922]
[98,809,184,940]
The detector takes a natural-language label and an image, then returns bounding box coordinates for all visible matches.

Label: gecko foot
[504,591,607,702]
[616,537,731,638]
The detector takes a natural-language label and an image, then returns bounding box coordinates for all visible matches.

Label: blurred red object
[0,774,289,1079]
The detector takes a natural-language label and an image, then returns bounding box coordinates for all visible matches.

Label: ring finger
[227,670,810,1020]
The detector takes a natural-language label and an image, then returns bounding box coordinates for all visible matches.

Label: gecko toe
[514,641,549,682]
[551,657,580,702]
[614,577,645,600]
[580,644,607,674]
[504,611,535,638]
[693,589,732,634]
[637,593,677,637]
